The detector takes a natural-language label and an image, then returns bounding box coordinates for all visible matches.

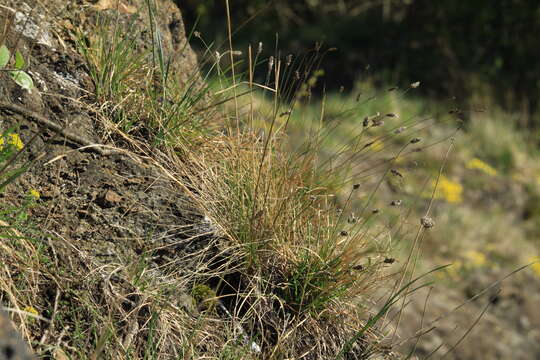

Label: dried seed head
[411,81,420,88]
[410,137,421,144]
[421,216,435,229]
[279,110,292,117]
[372,119,385,127]
[353,264,364,271]
[232,50,243,56]
[394,126,407,134]
[339,85,345,93]
[363,117,369,127]
[194,31,201,38]
[353,183,360,190]
[390,200,402,206]
[286,54,293,66]
[390,169,403,177]
[258,42,263,54]
[295,70,300,80]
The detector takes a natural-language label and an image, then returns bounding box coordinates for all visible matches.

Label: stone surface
[0,312,33,360]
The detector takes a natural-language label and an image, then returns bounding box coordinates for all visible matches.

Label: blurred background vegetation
[180,0,540,130]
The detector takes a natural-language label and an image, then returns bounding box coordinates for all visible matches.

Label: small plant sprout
[0,44,34,92]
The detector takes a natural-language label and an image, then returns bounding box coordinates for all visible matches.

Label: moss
[190,284,217,312]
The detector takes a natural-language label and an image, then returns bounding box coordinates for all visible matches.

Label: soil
[396,269,540,359]
[0,0,213,262]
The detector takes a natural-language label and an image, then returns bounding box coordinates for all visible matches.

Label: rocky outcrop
[0,0,206,357]
[0,311,32,360]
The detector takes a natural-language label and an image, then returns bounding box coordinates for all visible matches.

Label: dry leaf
[118,3,137,14]
[54,348,70,360]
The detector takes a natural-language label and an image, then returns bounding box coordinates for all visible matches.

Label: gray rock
[0,311,33,360]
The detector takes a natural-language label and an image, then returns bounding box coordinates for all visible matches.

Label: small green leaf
[10,70,34,91]
[14,50,25,70]
[0,45,10,68]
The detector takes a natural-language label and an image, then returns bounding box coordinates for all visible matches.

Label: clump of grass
[75,3,213,148]
[169,35,442,356]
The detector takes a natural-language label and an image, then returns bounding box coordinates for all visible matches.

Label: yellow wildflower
[0,133,24,150]
[529,256,540,278]
[29,189,40,199]
[465,250,487,267]
[23,306,39,316]
[427,175,463,203]
[466,158,497,176]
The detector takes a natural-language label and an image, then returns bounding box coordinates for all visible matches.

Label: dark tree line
[180,0,540,127]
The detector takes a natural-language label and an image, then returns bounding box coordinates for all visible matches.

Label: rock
[0,311,33,360]
[96,189,122,208]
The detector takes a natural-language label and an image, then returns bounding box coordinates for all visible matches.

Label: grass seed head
[421,216,435,229]
[363,117,369,127]
[390,169,403,177]
[394,126,407,134]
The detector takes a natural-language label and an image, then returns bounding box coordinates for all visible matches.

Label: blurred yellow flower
[529,256,540,277]
[426,175,463,203]
[465,250,487,267]
[23,306,38,316]
[446,260,463,280]
[0,133,24,151]
[466,158,497,176]
[29,189,40,199]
